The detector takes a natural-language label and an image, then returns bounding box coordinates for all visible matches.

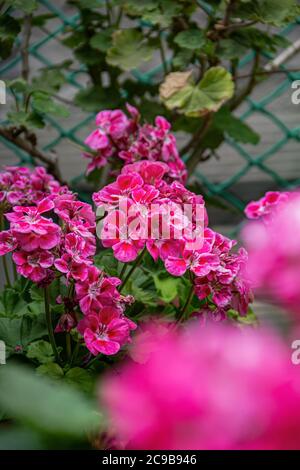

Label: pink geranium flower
[6,198,61,251]
[121,161,169,187]
[64,232,96,261]
[78,307,136,355]
[75,266,122,315]
[54,253,91,281]
[165,250,219,277]
[0,230,17,255]
[93,173,144,208]
[83,106,187,183]
[84,128,109,151]
[54,198,95,227]
[95,109,129,139]
[13,249,54,282]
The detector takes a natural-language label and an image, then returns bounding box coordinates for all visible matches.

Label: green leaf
[26,112,45,129]
[62,31,86,49]
[7,78,28,93]
[124,0,159,16]
[235,0,299,26]
[0,427,43,450]
[5,0,38,13]
[26,340,54,364]
[0,15,20,40]
[213,107,260,145]
[0,365,100,438]
[65,367,93,393]
[227,308,258,326]
[106,29,154,71]
[172,49,194,69]
[29,285,44,302]
[7,110,45,130]
[142,0,182,27]
[94,251,119,277]
[0,284,31,319]
[74,44,105,66]
[36,363,64,380]
[31,69,66,93]
[217,39,248,60]
[160,67,234,117]
[174,29,206,50]
[0,316,47,357]
[90,29,113,52]
[122,266,157,306]
[75,0,103,8]
[0,15,20,59]
[153,275,180,303]
[31,13,56,27]
[74,85,123,112]
[233,28,290,53]
[32,93,70,118]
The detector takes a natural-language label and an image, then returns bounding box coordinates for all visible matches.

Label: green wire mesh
[0,0,300,210]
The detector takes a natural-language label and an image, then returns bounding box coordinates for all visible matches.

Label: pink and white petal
[164,257,188,277]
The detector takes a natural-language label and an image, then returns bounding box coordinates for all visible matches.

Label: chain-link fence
[1,0,300,212]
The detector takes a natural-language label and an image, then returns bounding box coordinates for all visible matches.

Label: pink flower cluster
[1,194,96,285]
[244,191,300,316]
[0,165,66,210]
[0,166,135,356]
[93,160,206,261]
[101,323,300,450]
[94,161,252,317]
[83,105,187,183]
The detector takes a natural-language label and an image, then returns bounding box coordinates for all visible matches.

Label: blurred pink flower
[101,324,300,450]
[244,191,290,221]
[243,193,300,316]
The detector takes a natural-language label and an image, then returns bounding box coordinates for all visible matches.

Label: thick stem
[0,127,64,184]
[159,34,168,75]
[44,287,61,364]
[185,114,213,174]
[230,52,260,110]
[21,15,32,81]
[120,247,146,292]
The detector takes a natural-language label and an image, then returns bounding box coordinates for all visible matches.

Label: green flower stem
[70,340,80,367]
[12,261,18,282]
[120,247,146,292]
[2,255,11,288]
[44,287,61,364]
[85,353,102,369]
[0,214,11,287]
[176,283,195,324]
[119,262,128,281]
[66,333,72,360]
